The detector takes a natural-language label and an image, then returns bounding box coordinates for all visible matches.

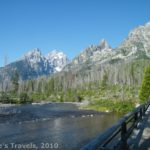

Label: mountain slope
[1,22,150,86]
[114,22,150,60]
[0,49,69,80]
[64,22,150,72]
[65,39,114,70]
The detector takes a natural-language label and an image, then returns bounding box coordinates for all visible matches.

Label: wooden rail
[81,100,150,150]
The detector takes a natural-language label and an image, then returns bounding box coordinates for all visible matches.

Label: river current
[0,103,120,150]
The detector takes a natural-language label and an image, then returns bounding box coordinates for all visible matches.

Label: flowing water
[0,103,120,150]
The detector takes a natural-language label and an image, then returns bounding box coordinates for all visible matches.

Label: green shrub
[0,92,11,103]
[84,99,135,114]
[19,92,32,104]
[139,66,150,103]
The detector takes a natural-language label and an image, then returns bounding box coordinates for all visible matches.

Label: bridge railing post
[134,112,138,128]
[143,105,146,116]
[121,122,129,150]
[140,108,143,120]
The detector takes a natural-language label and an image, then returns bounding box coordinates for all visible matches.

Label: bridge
[81,100,150,150]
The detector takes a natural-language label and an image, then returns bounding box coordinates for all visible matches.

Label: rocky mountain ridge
[0,21,150,82]
[0,49,69,80]
[66,22,150,70]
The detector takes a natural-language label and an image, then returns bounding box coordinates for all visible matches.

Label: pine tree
[101,71,108,90]
[11,70,19,94]
[139,65,150,103]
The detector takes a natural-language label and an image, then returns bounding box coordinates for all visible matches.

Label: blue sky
[0,0,150,67]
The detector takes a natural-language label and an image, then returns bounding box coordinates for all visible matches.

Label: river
[0,103,120,150]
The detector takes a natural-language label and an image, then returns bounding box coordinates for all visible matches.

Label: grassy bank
[80,99,136,114]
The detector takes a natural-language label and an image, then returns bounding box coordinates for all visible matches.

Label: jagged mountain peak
[116,21,150,59]
[46,50,69,72]
[1,21,150,81]
[128,23,150,38]
[1,48,69,80]
[22,48,44,66]
[145,22,150,27]
[65,39,114,69]
[46,50,67,59]
[99,39,111,50]
[47,49,60,55]
[24,48,42,57]
[65,21,150,70]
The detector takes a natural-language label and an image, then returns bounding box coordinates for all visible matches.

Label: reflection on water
[0,103,120,150]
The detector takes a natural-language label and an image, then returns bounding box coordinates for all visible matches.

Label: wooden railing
[81,100,150,150]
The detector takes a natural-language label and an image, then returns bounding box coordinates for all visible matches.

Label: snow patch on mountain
[46,50,69,72]
[21,48,69,73]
